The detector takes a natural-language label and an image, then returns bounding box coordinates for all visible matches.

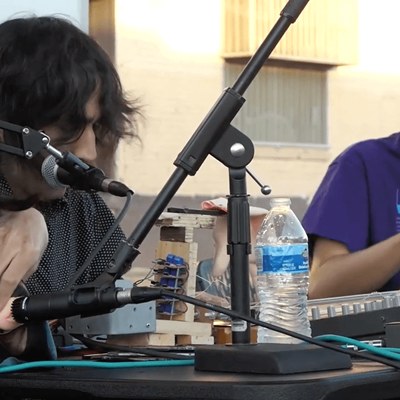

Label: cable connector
[128,287,163,303]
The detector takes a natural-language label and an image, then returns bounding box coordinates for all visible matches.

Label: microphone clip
[56,152,105,193]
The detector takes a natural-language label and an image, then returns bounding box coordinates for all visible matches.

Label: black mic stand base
[194,343,352,375]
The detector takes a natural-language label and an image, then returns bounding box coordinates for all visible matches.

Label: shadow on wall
[103,194,309,276]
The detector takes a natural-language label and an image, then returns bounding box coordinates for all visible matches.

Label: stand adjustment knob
[245,168,271,195]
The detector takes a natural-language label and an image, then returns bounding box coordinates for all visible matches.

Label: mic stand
[36,0,349,375]
[92,0,309,343]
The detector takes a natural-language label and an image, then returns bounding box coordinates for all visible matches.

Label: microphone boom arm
[92,0,310,344]
[118,0,308,253]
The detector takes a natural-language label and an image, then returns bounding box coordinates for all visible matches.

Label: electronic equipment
[64,280,156,335]
[308,290,400,341]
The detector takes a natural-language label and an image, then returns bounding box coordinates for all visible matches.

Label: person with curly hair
[0,16,140,361]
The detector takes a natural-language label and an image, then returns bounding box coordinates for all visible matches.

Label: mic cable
[9,286,400,370]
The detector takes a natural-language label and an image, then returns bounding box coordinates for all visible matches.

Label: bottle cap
[270,198,291,207]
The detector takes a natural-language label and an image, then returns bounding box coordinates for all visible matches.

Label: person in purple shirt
[302,133,400,299]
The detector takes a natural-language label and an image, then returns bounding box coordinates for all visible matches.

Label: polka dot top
[0,176,126,295]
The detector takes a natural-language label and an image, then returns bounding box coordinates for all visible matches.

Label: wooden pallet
[107,319,214,346]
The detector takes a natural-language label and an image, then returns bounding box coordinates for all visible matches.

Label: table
[0,361,400,400]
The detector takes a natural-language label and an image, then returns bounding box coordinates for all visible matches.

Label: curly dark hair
[0,16,140,150]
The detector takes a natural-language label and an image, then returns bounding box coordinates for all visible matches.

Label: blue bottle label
[256,244,309,274]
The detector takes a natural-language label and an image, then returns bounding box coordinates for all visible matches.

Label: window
[225,62,328,146]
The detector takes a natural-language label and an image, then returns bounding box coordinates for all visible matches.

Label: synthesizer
[308,291,400,340]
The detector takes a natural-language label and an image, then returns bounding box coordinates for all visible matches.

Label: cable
[134,268,156,286]
[158,289,400,369]
[66,191,133,289]
[73,334,194,361]
[314,335,400,361]
[0,359,194,374]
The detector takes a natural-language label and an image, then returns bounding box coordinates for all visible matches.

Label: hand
[0,296,22,332]
[0,208,48,311]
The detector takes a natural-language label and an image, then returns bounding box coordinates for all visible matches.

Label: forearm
[0,207,48,310]
[309,233,400,299]
[0,325,27,357]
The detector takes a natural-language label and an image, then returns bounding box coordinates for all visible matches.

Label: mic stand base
[194,343,352,375]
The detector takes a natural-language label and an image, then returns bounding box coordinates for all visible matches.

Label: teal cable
[0,359,194,374]
[315,334,400,361]
[385,348,400,353]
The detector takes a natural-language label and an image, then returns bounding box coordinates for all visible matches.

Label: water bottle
[254,198,311,344]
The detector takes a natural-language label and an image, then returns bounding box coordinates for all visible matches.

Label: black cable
[157,289,400,369]
[66,191,133,290]
[73,334,194,360]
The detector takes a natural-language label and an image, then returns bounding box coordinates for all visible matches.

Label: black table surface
[0,361,400,400]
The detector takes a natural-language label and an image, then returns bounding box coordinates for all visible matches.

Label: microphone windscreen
[41,155,67,190]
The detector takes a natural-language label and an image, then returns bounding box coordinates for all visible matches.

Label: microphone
[11,286,121,323]
[11,287,163,323]
[41,155,132,197]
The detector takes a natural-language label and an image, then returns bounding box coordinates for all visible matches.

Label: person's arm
[0,209,48,358]
[308,235,400,299]
[0,208,48,313]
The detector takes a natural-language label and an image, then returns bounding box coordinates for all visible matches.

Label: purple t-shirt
[302,133,400,291]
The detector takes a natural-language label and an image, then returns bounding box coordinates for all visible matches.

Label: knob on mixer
[327,306,336,318]
[341,304,350,315]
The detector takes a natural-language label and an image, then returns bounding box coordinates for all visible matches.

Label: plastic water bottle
[254,198,311,344]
